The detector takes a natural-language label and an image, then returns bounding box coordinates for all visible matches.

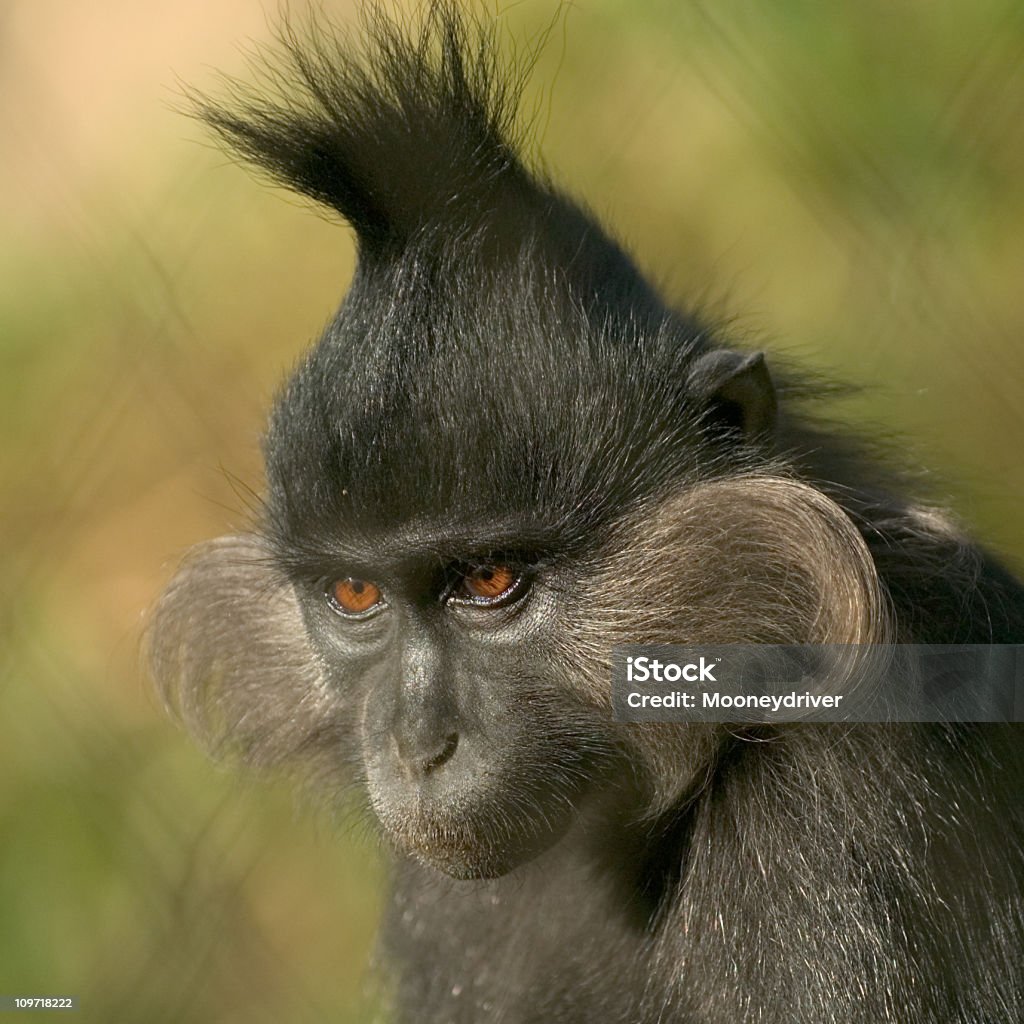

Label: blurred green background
[2,1,1023,1021]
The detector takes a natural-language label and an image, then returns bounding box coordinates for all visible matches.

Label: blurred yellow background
[3,1,1023,1021]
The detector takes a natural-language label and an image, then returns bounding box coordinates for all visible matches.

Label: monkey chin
[382,807,575,881]
[409,845,511,882]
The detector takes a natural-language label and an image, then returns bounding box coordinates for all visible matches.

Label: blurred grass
[1,1,1023,1021]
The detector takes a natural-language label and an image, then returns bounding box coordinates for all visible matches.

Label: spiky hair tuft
[194,2,542,257]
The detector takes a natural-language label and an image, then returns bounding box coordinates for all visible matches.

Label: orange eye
[329,577,383,615]
[459,565,521,604]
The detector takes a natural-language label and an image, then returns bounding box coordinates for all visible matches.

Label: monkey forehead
[261,260,711,552]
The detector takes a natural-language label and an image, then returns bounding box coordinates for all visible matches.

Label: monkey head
[149,5,887,880]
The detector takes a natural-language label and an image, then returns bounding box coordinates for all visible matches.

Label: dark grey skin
[150,6,1024,1022]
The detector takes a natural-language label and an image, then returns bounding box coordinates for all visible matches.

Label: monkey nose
[394,730,459,777]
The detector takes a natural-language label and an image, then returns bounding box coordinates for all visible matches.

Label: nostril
[422,733,459,774]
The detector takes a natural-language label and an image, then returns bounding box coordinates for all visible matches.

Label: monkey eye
[327,577,384,617]
[453,565,525,608]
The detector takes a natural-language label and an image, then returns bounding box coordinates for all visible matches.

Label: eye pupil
[330,577,382,615]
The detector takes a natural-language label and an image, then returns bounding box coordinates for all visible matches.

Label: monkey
[148,4,1024,1022]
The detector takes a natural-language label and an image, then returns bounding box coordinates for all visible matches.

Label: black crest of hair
[196,2,715,570]
[150,4,1024,1023]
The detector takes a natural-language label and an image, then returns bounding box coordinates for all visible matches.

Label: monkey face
[148,530,621,880]
[294,545,620,879]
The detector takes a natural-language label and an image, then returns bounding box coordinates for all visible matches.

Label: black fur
[150,5,1024,1022]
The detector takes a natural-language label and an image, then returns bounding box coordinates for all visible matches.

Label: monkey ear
[686,349,777,442]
